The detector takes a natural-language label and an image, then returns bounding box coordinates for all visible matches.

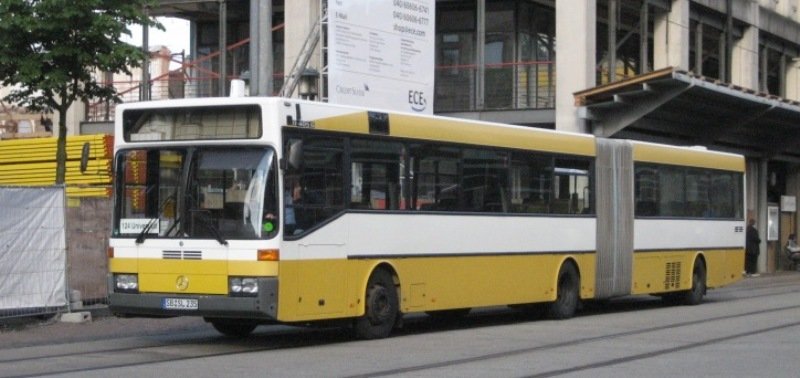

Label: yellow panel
[631,248,744,295]
[633,143,744,172]
[390,114,596,157]
[138,259,227,274]
[311,112,370,134]
[109,257,138,273]
[112,258,278,295]
[139,273,228,294]
[303,111,595,157]
[275,253,596,322]
[277,259,350,320]
[228,260,279,276]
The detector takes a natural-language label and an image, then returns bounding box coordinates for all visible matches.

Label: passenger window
[461,148,509,212]
[552,159,592,214]
[509,152,552,214]
[659,166,685,217]
[350,139,406,210]
[410,145,460,211]
[635,165,659,216]
[686,169,710,217]
[283,135,344,235]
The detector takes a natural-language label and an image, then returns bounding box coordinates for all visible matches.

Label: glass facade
[435,0,555,113]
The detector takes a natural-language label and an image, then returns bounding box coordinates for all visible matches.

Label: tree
[0,0,160,184]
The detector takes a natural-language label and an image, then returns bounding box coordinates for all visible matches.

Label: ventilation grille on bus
[163,250,202,260]
[664,261,681,290]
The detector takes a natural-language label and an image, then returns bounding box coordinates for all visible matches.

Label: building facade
[131,0,800,273]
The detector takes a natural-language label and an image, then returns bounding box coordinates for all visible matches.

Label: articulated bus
[108,97,745,339]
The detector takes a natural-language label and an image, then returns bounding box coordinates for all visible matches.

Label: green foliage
[0,0,161,184]
[0,0,161,111]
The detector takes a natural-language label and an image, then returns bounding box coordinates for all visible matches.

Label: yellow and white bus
[108,97,744,339]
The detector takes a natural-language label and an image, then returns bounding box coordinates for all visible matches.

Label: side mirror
[80,142,91,174]
[286,139,303,170]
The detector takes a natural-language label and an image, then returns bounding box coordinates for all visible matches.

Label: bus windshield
[114,147,278,241]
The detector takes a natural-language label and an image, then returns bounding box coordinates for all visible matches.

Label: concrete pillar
[730,3,759,90]
[746,158,768,274]
[653,0,690,70]
[785,58,800,101]
[758,158,768,273]
[787,165,800,240]
[555,0,595,133]
[284,0,320,86]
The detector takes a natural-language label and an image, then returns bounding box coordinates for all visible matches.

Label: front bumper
[108,277,278,320]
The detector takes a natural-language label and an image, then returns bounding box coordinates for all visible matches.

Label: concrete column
[555,0,595,133]
[730,4,759,90]
[653,0,690,70]
[785,58,800,101]
[758,158,768,273]
[787,165,800,240]
[284,0,320,85]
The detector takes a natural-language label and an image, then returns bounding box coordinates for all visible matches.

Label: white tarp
[0,187,67,312]
[328,0,435,114]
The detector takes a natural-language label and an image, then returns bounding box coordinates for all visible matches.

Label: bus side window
[283,136,345,235]
[350,139,405,210]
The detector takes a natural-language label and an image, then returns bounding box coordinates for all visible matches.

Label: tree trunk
[55,105,68,185]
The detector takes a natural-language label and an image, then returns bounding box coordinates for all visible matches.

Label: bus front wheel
[208,318,258,337]
[353,269,399,339]
[547,263,579,319]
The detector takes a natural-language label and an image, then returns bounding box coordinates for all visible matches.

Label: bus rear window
[123,105,261,141]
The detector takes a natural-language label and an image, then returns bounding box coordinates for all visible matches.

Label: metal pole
[249,0,260,96]
[608,0,617,82]
[640,0,649,74]
[258,0,273,96]
[476,0,486,110]
[141,7,150,101]
[218,0,228,97]
[725,0,733,83]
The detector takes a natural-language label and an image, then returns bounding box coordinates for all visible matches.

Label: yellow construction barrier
[0,135,113,198]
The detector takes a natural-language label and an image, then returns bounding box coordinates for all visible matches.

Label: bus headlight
[229,277,258,296]
[114,274,139,293]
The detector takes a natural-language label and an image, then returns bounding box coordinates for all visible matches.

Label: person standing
[745,218,761,276]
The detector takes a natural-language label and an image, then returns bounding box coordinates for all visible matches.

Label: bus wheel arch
[353,264,400,339]
[682,255,707,306]
[547,259,580,319]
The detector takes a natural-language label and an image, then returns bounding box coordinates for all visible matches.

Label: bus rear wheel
[681,259,707,305]
[547,263,579,319]
[207,318,258,337]
[353,269,399,339]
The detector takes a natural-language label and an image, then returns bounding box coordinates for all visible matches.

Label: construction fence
[0,133,114,320]
[0,186,112,320]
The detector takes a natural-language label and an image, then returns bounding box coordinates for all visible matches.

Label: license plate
[162,298,199,310]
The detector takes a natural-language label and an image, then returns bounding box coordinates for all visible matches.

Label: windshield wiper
[135,194,176,244]
[191,209,229,246]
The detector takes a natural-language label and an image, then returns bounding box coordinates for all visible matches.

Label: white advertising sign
[328,0,435,114]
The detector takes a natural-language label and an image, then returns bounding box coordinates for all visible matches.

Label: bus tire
[208,318,258,337]
[681,259,707,306]
[547,263,579,319]
[354,269,399,340]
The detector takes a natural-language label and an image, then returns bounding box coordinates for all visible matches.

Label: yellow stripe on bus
[306,111,596,157]
[633,143,744,172]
